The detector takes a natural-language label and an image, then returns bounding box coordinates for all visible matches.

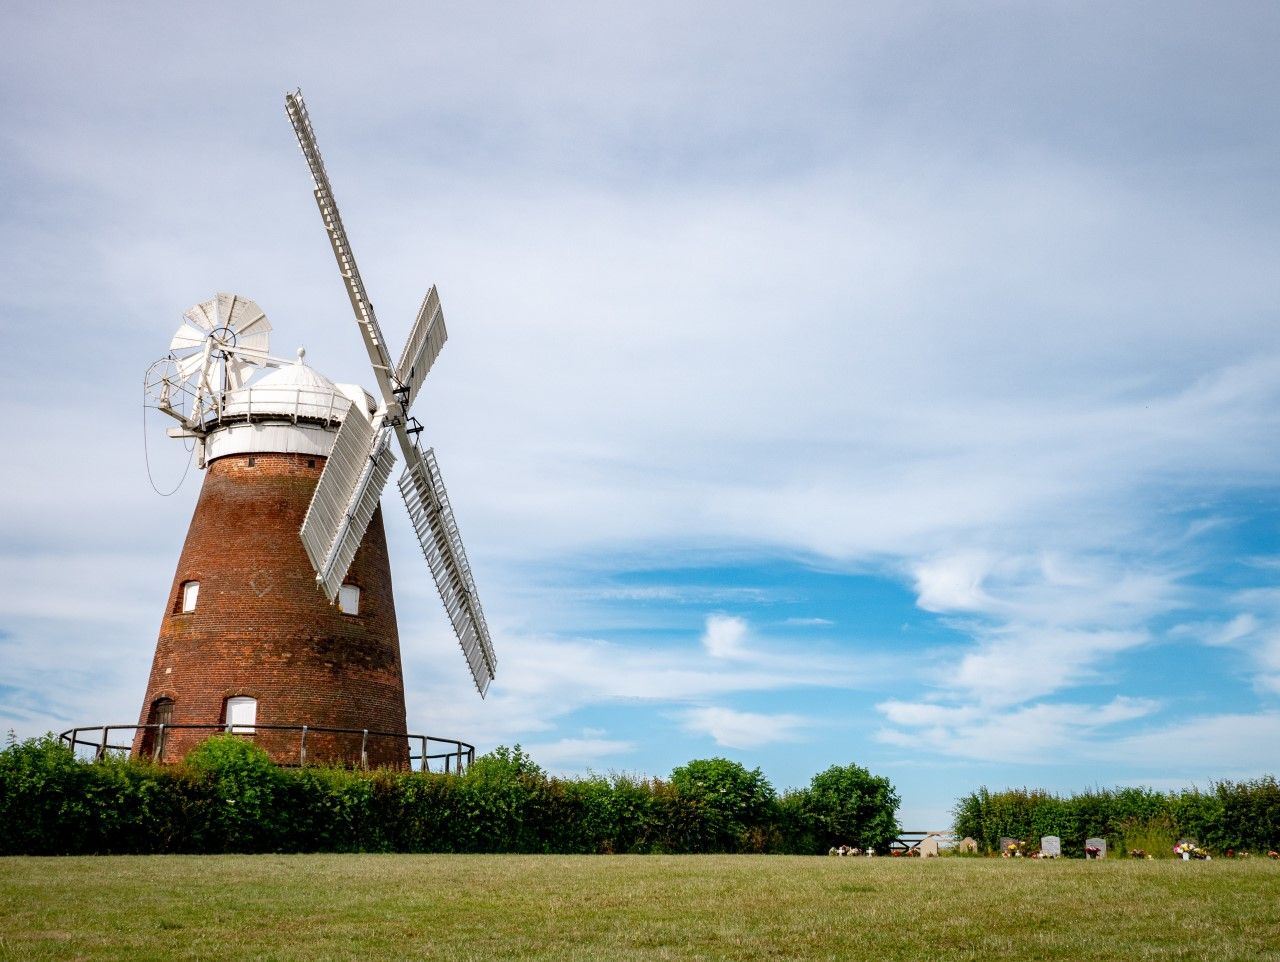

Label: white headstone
[918,835,940,858]
[1085,837,1107,859]
[1040,836,1062,858]
[958,836,979,854]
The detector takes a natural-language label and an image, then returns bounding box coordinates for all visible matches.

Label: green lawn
[1,855,1277,961]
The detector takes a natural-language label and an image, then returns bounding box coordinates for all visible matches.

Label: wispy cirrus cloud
[402,613,896,754]
[876,696,1161,764]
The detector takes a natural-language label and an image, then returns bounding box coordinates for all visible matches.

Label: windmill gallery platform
[61,91,496,771]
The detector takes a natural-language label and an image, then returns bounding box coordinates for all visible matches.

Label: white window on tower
[181,581,200,613]
[225,696,257,734]
[338,583,361,616]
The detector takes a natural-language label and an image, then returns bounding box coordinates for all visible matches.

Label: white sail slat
[229,302,272,353]
[182,300,216,332]
[175,349,208,382]
[393,287,448,413]
[299,413,396,600]
[170,322,210,351]
[398,446,497,696]
[214,293,238,328]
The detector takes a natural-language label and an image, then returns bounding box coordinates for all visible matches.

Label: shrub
[454,744,549,852]
[1214,776,1280,852]
[0,733,89,855]
[181,735,285,852]
[797,763,900,853]
[669,757,778,852]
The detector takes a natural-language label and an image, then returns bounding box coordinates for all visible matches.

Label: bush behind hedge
[0,735,901,856]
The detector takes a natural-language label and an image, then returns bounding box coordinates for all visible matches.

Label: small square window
[181,581,200,613]
[225,696,257,733]
[338,584,361,616]
[247,456,256,467]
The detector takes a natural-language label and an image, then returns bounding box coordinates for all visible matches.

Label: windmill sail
[285,91,397,399]
[394,287,448,412]
[300,411,397,601]
[398,446,497,696]
[287,89,498,696]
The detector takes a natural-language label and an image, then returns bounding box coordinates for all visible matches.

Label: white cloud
[397,615,895,755]
[912,550,1183,628]
[1253,633,1280,695]
[947,625,1150,707]
[1225,615,1261,648]
[1174,605,1280,695]
[1171,613,1260,647]
[521,737,637,770]
[913,553,996,614]
[702,614,749,659]
[680,707,810,749]
[878,701,980,729]
[876,696,1161,763]
[1109,712,1280,774]
[896,545,1175,723]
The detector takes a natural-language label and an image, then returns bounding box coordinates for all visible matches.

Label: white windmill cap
[204,355,362,464]
[220,355,353,423]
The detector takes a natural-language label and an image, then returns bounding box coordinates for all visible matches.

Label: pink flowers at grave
[1174,842,1209,861]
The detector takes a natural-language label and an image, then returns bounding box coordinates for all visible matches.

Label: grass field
[2,854,1278,961]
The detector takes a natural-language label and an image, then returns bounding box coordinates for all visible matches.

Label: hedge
[0,735,900,856]
[952,779,1280,856]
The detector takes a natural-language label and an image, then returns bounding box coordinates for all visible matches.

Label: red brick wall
[133,451,409,767]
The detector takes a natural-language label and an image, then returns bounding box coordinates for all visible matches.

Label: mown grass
[2,855,1278,961]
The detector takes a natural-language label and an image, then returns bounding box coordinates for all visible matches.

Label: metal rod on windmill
[285,90,497,697]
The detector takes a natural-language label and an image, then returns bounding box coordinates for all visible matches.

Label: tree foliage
[799,763,901,852]
[669,757,778,852]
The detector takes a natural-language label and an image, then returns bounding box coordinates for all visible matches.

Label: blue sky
[2,2,1279,827]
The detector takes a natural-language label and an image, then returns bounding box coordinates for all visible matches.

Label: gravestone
[1040,836,1062,858]
[958,837,979,854]
[999,836,1020,856]
[1085,838,1107,859]
[918,835,940,858]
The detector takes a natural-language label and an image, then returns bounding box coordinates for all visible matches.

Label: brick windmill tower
[131,92,497,767]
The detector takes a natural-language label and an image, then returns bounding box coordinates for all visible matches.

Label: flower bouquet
[1174,842,1209,860]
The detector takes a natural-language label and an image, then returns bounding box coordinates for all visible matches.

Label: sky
[2,1,1279,828]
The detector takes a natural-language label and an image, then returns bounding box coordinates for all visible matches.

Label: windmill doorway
[138,697,173,760]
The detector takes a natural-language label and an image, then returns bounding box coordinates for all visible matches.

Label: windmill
[121,91,496,769]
